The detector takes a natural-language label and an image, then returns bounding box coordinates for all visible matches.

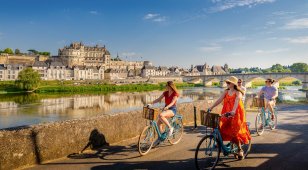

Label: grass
[0,80,197,94]
[251,78,302,89]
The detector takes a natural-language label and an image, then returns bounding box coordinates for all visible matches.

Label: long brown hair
[226,84,244,95]
[167,81,179,95]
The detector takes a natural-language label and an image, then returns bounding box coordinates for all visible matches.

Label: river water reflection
[0,86,306,129]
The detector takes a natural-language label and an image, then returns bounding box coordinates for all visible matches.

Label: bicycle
[195,111,252,170]
[255,104,278,136]
[138,106,184,156]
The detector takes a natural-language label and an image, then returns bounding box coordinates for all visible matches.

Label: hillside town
[0,42,229,81]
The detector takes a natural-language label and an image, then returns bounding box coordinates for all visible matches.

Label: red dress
[219,91,251,144]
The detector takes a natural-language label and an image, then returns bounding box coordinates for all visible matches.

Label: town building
[190,63,229,75]
[0,64,24,81]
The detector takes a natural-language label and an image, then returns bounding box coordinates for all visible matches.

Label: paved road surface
[26,105,308,170]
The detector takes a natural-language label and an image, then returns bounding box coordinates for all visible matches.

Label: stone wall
[0,100,221,170]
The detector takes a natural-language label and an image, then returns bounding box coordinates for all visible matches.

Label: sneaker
[168,127,174,137]
[152,139,160,148]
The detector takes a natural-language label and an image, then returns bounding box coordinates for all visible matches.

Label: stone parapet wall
[0,100,221,170]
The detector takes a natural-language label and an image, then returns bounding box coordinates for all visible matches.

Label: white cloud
[284,36,308,44]
[144,13,166,22]
[272,11,296,16]
[153,17,166,22]
[210,0,275,12]
[255,48,289,54]
[144,13,159,20]
[89,11,99,15]
[266,21,276,25]
[217,36,246,42]
[200,46,222,52]
[284,18,308,30]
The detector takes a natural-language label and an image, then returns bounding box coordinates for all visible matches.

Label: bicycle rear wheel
[195,135,221,170]
[168,118,183,145]
[138,126,155,156]
[255,112,264,136]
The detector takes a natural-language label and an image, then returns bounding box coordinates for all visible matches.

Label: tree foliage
[290,63,308,72]
[230,63,307,73]
[27,49,50,56]
[15,49,21,54]
[3,48,13,54]
[15,68,41,91]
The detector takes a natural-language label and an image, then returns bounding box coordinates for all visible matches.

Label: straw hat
[225,76,238,86]
[225,76,244,94]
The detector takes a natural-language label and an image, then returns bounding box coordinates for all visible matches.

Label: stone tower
[224,63,229,73]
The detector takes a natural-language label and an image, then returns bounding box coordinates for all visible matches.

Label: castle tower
[224,63,229,73]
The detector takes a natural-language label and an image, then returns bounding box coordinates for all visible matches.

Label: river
[0,86,306,129]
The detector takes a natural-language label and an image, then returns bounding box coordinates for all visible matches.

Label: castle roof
[33,60,48,67]
[212,66,226,74]
[49,61,65,67]
[142,65,156,70]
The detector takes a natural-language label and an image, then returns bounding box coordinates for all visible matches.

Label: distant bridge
[183,72,308,89]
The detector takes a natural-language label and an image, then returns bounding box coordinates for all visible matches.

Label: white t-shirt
[239,85,246,103]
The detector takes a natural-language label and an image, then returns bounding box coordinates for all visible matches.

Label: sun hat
[225,76,244,94]
[225,76,239,86]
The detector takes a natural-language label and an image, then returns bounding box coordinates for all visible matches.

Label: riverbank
[0,80,202,94]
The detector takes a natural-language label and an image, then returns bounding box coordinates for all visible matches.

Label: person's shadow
[68,129,109,159]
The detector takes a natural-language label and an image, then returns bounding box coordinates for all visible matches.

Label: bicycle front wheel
[195,135,221,170]
[138,125,155,156]
[255,112,264,136]
[242,139,252,158]
[168,118,184,145]
[269,112,278,130]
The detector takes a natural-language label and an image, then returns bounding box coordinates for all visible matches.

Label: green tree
[271,64,284,72]
[292,80,301,85]
[262,68,271,73]
[15,68,41,91]
[290,63,308,72]
[15,49,21,54]
[38,51,50,56]
[28,49,38,55]
[3,48,13,54]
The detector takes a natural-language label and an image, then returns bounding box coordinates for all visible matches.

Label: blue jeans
[168,106,177,115]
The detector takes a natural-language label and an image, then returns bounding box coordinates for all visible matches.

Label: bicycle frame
[209,128,238,156]
[150,120,168,141]
[149,114,183,141]
[259,107,275,126]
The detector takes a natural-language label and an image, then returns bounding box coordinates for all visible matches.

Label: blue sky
[0,0,308,68]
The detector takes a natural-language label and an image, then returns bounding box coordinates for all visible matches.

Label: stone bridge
[183,72,308,89]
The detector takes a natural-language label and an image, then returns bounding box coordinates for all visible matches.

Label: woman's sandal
[238,149,244,160]
[271,114,275,121]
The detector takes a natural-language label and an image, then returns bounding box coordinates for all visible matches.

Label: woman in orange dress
[209,76,251,159]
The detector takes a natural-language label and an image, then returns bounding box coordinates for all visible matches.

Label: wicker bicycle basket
[200,110,221,128]
[143,107,161,120]
[252,97,265,108]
